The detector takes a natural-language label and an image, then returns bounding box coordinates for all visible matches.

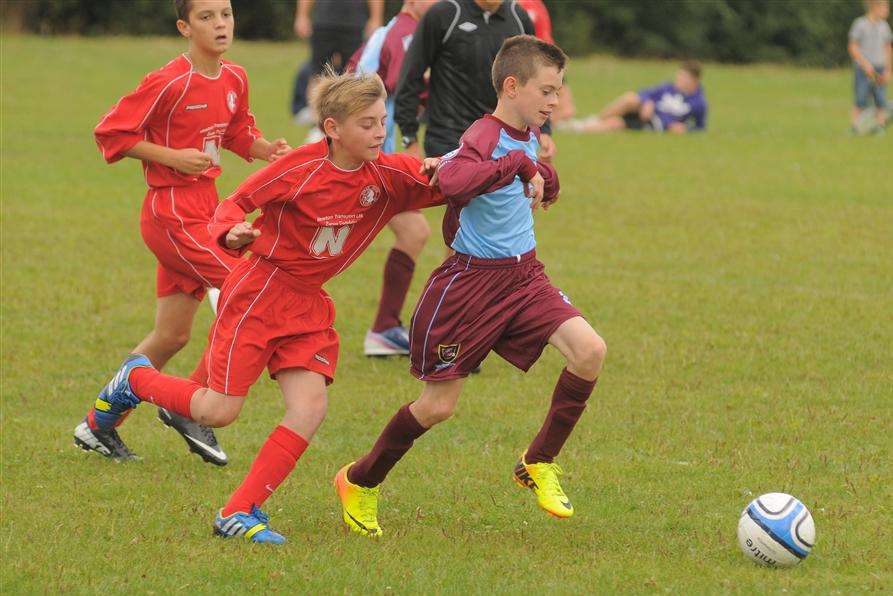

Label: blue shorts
[854,64,888,109]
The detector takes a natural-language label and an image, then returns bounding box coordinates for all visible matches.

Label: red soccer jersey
[211,139,444,288]
[94,54,262,188]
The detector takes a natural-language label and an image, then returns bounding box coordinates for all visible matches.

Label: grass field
[2,35,891,593]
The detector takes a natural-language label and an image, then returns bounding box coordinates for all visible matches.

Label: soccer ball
[737,492,815,568]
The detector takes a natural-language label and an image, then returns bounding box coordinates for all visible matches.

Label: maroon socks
[525,368,597,464]
[372,248,415,332]
[348,403,428,487]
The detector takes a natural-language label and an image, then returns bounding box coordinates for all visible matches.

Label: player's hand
[294,14,312,39]
[864,63,878,82]
[881,69,892,85]
[225,222,260,250]
[525,172,545,210]
[170,148,213,175]
[404,141,423,159]
[667,122,687,134]
[266,138,292,162]
[538,133,556,163]
[420,157,441,186]
[542,192,560,211]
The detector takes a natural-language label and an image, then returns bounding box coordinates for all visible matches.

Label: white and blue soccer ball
[737,492,815,568]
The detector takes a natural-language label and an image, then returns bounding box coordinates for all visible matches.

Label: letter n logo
[310,225,352,257]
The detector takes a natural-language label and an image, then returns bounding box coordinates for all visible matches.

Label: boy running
[347,0,435,357]
[90,69,444,544]
[75,0,290,464]
[335,35,607,537]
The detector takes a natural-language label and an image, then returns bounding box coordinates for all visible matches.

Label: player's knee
[396,217,430,255]
[419,397,456,425]
[569,334,607,378]
[428,400,455,424]
[202,406,240,428]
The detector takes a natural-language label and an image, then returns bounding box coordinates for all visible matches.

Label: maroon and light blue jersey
[638,82,708,131]
[437,115,559,259]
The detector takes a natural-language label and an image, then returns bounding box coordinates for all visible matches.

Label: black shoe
[157,408,228,466]
[74,418,139,461]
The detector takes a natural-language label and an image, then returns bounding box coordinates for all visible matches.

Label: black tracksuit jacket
[394,0,538,156]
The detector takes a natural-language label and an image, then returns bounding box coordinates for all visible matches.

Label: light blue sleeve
[355,18,397,75]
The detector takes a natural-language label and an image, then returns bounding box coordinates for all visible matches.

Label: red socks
[348,403,428,488]
[222,425,308,516]
[129,367,202,419]
[525,368,597,464]
[372,248,415,332]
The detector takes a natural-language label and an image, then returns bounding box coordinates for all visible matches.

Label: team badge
[359,185,380,207]
[438,343,460,364]
[226,90,237,114]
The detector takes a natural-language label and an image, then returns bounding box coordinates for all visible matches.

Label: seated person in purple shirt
[563,61,708,134]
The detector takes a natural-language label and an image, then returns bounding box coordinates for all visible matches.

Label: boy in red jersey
[93,68,444,544]
[335,36,606,537]
[75,0,291,464]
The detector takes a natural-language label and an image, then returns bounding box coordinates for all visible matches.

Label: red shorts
[204,256,340,396]
[140,180,241,300]
[409,250,581,381]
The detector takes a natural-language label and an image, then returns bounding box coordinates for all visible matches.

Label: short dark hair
[173,0,192,21]
[681,60,702,79]
[491,35,567,96]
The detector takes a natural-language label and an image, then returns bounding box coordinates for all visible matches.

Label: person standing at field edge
[848,0,892,134]
[75,0,291,464]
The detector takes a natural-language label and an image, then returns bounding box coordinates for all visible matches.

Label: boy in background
[562,62,707,134]
[849,0,892,134]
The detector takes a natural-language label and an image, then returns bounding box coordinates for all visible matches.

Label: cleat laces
[355,485,380,526]
[537,463,567,498]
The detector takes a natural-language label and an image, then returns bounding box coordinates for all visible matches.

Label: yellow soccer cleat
[513,454,575,519]
[334,463,383,537]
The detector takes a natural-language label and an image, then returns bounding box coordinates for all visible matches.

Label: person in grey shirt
[848,0,892,132]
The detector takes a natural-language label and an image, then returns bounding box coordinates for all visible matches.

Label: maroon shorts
[409,250,581,381]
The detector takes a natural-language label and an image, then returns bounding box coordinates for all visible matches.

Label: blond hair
[311,65,387,133]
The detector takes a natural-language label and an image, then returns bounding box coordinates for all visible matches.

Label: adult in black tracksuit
[394,0,555,160]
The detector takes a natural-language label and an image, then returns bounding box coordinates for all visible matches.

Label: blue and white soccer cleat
[214,506,286,544]
[92,353,153,429]
[363,326,410,356]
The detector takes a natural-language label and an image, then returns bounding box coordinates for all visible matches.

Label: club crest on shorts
[438,343,460,364]
[226,90,237,114]
[359,185,380,207]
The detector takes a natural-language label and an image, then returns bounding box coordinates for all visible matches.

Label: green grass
[2,35,891,593]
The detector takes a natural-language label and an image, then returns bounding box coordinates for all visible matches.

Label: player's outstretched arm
[438,144,538,207]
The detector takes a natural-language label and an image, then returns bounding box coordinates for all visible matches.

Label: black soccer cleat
[74,418,139,462]
[157,408,228,466]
